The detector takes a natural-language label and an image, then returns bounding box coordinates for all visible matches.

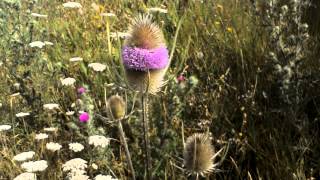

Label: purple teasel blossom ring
[122,46,169,71]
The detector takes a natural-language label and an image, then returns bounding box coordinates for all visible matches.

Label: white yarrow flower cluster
[63,2,82,9]
[43,127,58,132]
[63,158,88,178]
[66,111,75,116]
[46,142,62,152]
[13,151,35,162]
[147,7,168,13]
[94,175,118,180]
[43,103,59,110]
[91,163,98,170]
[110,32,130,39]
[88,135,110,148]
[21,160,48,172]
[101,12,116,17]
[10,92,20,97]
[29,41,52,48]
[35,133,48,140]
[44,41,54,46]
[69,142,84,152]
[29,41,46,48]
[61,77,76,86]
[0,125,11,131]
[44,41,53,46]
[31,13,47,18]
[13,172,37,180]
[69,57,83,62]
[88,63,106,72]
[16,112,30,118]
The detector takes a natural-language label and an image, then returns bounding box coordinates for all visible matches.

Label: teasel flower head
[125,14,165,49]
[183,133,216,176]
[107,95,126,120]
[122,14,169,94]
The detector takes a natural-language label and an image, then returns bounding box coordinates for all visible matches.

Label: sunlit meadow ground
[0,0,320,179]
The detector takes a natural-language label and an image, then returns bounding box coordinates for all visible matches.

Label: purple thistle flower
[177,74,186,83]
[77,87,86,95]
[79,112,89,123]
[122,46,169,71]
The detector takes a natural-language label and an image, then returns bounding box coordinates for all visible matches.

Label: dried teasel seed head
[183,133,215,176]
[125,14,165,49]
[107,95,126,120]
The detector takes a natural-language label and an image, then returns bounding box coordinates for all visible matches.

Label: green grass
[0,0,319,179]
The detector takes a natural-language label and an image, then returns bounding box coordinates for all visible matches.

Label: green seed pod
[107,95,126,120]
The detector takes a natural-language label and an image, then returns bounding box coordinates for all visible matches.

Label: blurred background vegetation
[0,0,319,179]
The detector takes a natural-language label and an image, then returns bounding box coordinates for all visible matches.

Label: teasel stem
[195,174,199,180]
[142,71,152,180]
[104,88,136,180]
[142,92,151,179]
[117,119,136,180]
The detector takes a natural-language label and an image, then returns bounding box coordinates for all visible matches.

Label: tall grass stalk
[106,18,112,56]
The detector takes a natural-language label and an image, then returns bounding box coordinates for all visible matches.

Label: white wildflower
[88,135,110,148]
[69,57,83,62]
[43,127,58,132]
[13,151,35,162]
[91,163,98,170]
[147,7,168,13]
[62,158,88,173]
[31,13,47,18]
[13,172,37,180]
[78,110,85,114]
[14,83,20,88]
[95,175,117,180]
[110,32,130,39]
[43,103,59,110]
[21,160,48,172]
[44,41,53,46]
[0,125,11,131]
[101,12,116,17]
[35,133,48,140]
[69,142,84,152]
[46,142,62,152]
[16,112,30,118]
[63,2,82,9]
[66,111,75,116]
[61,77,76,86]
[88,63,106,72]
[29,41,46,48]
[10,92,20,97]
